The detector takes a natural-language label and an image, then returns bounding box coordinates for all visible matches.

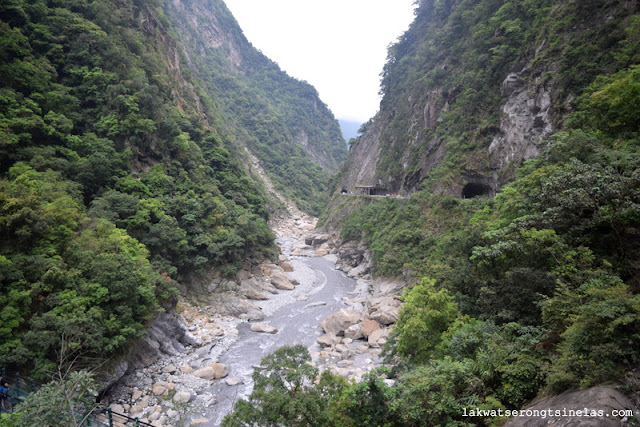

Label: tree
[393,278,460,363]
[0,339,100,426]
[223,345,345,427]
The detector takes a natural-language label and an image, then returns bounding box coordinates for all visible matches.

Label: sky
[223,0,416,123]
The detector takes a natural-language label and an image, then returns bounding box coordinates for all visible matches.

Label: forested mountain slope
[338,0,639,197]
[0,0,344,378]
[301,0,640,424]
[166,0,347,215]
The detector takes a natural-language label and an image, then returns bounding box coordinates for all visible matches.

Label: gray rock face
[240,277,268,300]
[124,311,196,376]
[209,294,264,321]
[505,386,636,426]
[489,67,554,186]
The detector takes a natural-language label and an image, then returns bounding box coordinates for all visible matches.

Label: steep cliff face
[165,0,347,214]
[339,0,639,198]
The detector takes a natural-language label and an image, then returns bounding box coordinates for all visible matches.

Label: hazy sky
[223,0,416,123]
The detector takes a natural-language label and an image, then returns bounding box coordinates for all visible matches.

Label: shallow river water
[200,253,357,426]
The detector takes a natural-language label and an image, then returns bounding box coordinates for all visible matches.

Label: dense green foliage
[229,60,639,425]
[165,0,347,215]
[0,0,297,376]
[1,368,99,426]
[350,0,640,192]
[330,58,640,422]
[222,345,348,427]
[273,2,640,425]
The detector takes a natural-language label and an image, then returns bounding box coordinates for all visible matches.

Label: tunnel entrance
[462,182,491,198]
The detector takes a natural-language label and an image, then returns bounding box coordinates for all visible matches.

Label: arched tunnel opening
[462,182,492,198]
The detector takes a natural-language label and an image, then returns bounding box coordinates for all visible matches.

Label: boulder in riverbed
[361,319,381,338]
[368,296,401,325]
[317,334,341,347]
[250,323,278,334]
[321,309,363,336]
[270,271,295,290]
[344,324,364,340]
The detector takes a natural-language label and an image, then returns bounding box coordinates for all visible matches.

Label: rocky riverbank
[101,206,405,426]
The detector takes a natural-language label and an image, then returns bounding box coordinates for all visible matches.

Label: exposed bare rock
[194,363,229,380]
[121,311,196,383]
[505,386,636,426]
[161,364,177,374]
[305,234,330,246]
[371,278,406,297]
[368,296,402,325]
[315,248,331,257]
[225,377,243,386]
[209,294,264,321]
[270,271,295,290]
[239,277,268,300]
[280,262,294,272]
[244,291,268,300]
[489,66,554,187]
[368,328,388,348]
[152,383,168,396]
[179,364,193,374]
[210,363,229,379]
[317,334,341,347]
[344,324,364,340]
[193,366,216,380]
[173,391,191,403]
[250,323,278,334]
[320,309,363,336]
[361,319,381,338]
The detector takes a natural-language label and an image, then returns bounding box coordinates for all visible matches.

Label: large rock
[240,277,268,300]
[280,262,294,272]
[173,391,191,403]
[321,309,363,336]
[361,319,381,338]
[193,363,228,380]
[368,328,387,348]
[250,323,278,334]
[161,364,177,374]
[193,366,216,380]
[210,362,229,379]
[344,324,364,340]
[505,386,636,426]
[317,334,341,347]
[152,383,168,396]
[312,234,331,246]
[368,296,402,325]
[210,294,264,321]
[270,271,295,290]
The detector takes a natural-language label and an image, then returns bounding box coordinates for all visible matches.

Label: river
[200,244,358,426]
